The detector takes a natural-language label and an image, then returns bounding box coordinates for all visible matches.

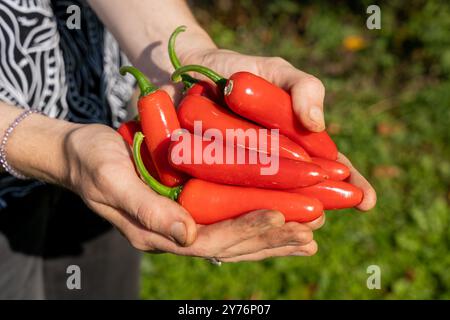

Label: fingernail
[292,252,307,256]
[170,222,187,245]
[309,106,325,130]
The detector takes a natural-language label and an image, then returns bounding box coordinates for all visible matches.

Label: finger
[337,153,377,211]
[183,210,285,256]
[291,78,326,132]
[148,210,285,258]
[303,214,326,230]
[94,202,317,262]
[220,240,318,262]
[98,200,211,255]
[219,222,313,258]
[257,59,326,132]
[113,175,198,246]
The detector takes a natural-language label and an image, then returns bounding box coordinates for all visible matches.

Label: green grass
[141,1,450,299]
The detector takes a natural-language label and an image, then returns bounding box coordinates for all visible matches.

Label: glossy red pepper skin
[168,132,327,189]
[177,94,311,162]
[224,72,338,160]
[311,157,350,181]
[133,132,324,225]
[117,120,159,180]
[186,80,222,102]
[121,66,187,187]
[117,120,142,146]
[117,120,139,145]
[179,179,324,224]
[137,91,188,186]
[290,180,363,210]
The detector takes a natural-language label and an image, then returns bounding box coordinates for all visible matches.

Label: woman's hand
[77,1,366,261]
[177,47,377,211]
[62,124,321,262]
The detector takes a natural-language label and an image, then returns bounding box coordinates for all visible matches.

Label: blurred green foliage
[141,0,450,299]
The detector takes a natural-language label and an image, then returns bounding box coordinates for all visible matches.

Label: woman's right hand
[63,123,322,262]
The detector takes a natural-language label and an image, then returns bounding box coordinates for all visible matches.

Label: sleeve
[0,0,68,119]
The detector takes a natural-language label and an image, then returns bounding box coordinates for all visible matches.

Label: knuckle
[263,210,286,226]
[302,241,319,256]
[284,222,300,236]
[135,203,156,230]
[297,230,314,244]
[284,223,312,243]
[94,162,117,189]
[299,231,314,243]
[262,233,282,248]
[304,75,325,93]
[260,222,307,248]
[269,56,290,67]
[129,237,149,251]
[258,56,292,81]
[236,212,264,229]
[239,210,283,232]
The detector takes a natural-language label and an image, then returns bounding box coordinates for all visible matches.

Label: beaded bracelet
[0,109,41,180]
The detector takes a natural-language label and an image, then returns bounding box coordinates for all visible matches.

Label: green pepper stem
[168,26,199,89]
[171,65,228,89]
[120,66,157,97]
[168,25,186,70]
[132,132,182,201]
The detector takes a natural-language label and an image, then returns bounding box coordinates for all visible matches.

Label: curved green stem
[132,132,182,201]
[168,25,186,70]
[171,65,228,89]
[168,26,199,89]
[120,66,157,97]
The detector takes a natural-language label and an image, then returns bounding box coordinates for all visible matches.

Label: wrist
[49,121,85,188]
[5,111,82,186]
[1,110,43,179]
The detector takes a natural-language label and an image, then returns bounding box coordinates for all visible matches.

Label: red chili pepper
[177,94,311,162]
[117,120,142,146]
[120,66,187,187]
[133,132,323,224]
[184,81,220,100]
[311,157,350,181]
[168,26,221,101]
[171,66,338,160]
[117,120,159,180]
[290,180,363,210]
[168,131,327,189]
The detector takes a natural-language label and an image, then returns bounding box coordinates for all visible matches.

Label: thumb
[118,177,197,246]
[264,64,326,132]
[291,76,326,132]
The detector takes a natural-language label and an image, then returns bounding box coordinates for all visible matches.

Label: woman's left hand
[175,47,377,212]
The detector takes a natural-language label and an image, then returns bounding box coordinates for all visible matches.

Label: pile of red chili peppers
[117,26,364,225]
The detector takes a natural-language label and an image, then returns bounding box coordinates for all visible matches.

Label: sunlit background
[141,0,450,299]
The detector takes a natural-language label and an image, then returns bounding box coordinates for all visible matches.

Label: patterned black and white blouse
[0,0,135,209]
